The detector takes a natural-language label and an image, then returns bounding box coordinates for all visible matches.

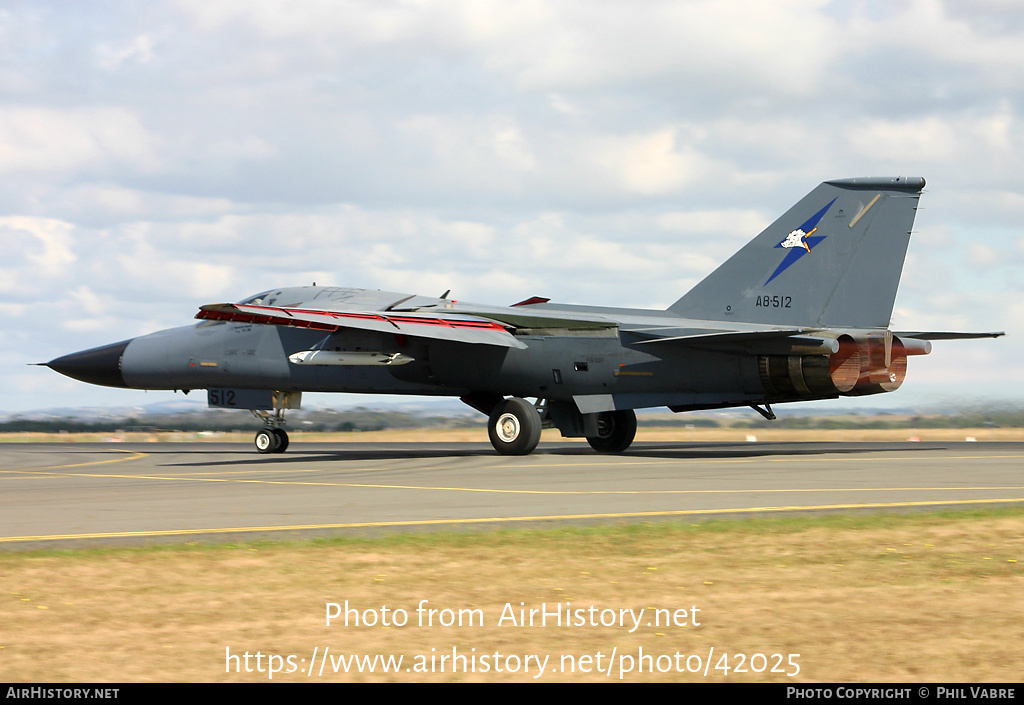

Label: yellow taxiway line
[3,496,1023,544]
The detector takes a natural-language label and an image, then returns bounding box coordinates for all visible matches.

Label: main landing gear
[586,409,637,454]
[481,396,638,456]
[488,397,543,456]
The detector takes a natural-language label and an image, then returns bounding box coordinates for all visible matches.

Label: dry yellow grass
[633,427,1024,443]
[2,510,1022,682]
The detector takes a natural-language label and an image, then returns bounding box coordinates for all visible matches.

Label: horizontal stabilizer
[628,327,842,354]
[892,331,1005,340]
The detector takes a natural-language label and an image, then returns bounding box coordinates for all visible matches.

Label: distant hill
[3,399,1023,433]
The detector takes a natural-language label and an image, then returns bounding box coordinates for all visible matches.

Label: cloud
[0,217,77,297]
[0,107,159,176]
[47,184,241,225]
[594,128,718,196]
[95,33,157,70]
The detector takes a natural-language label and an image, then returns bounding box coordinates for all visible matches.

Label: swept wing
[196,303,529,349]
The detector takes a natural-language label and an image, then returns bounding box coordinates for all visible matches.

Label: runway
[2,441,1023,549]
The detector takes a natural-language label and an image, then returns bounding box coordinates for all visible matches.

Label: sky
[2,0,1022,415]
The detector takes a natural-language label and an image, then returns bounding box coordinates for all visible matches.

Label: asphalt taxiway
[2,441,1022,549]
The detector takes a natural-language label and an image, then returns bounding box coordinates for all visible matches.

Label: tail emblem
[780,227,815,252]
[765,198,836,285]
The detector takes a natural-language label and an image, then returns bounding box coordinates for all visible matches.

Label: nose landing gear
[250,391,300,454]
[254,427,290,454]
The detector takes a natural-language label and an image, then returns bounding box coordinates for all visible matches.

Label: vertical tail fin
[668,177,925,329]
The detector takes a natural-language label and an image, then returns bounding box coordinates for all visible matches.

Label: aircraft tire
[271,428,289,453]
[488,397,542,455]
[586,409,637,453]
[255,428,279,454]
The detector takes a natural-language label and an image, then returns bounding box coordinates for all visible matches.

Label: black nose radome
[44,339,132,388]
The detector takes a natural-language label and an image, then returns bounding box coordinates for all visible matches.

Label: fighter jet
[43,177,1002,455]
